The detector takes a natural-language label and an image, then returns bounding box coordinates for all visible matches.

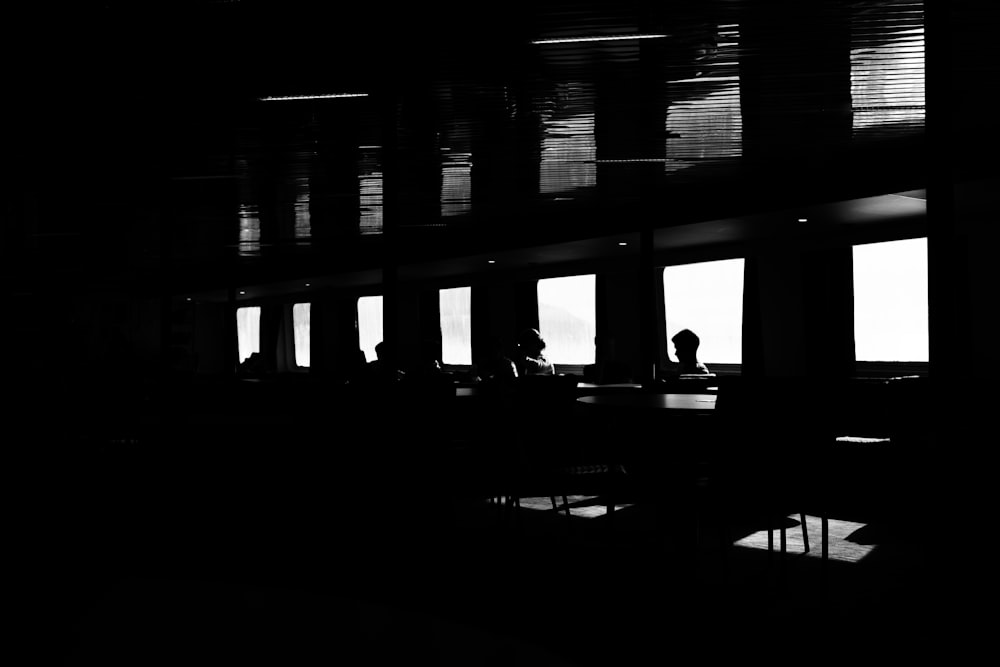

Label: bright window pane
[357,295,383,364]
[236,306,260,363]
[537,274,596,365]
[853,237,928,362]
[293,303,310,368]
[440,286,472,365]
[663,259,744,364]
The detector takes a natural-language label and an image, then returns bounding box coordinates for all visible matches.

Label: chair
[492,374,627,528]
[705,376,816,570]
[705,375,930,596]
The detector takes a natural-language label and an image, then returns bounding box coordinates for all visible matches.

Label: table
[576,392,717,411]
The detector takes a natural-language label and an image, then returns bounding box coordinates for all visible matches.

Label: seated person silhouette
[237,351,265,377]
[475,335,518,384]
[369,340,405,384]
[346,348,371,385]
[405,354,453,389]
[515,328,555,376]
[671,329,711,375]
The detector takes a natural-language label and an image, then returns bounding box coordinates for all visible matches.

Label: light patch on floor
[733,514,876,563]
[510,496,634,518]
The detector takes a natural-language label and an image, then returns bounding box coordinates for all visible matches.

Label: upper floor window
[662,259,744,365]
[537,274,596,365]
[853,237,928,362]
[236,305,261,364]
[292,302,310,368]
[440,286,472,365]
[357,295,383,364]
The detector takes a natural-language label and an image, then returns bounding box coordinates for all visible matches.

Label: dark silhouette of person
[475,335,518,384]
[369,340,405,384]
[406,354,453,389]
[515,328,555,376]
[345,348,371,385]
[237,351,264,377]
[671,329,711,375]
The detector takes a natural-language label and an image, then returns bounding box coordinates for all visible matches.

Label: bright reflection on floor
[513,496,633,518]
[733,514,876,563]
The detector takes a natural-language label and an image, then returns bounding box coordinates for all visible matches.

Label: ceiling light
[798,217,809,223]
[259,93,368,102]
[618,242,628,246]
[532,34,669,45]
[488,260,496,264]
[239,290,246,295]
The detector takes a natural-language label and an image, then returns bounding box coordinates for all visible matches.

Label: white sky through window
[357,295,383,364]
[236,306,261,364]
[853,237,928,362]
[440,286,472,365]
[537,274,596,365]
[663,259,744,365]
[293,303,310,368]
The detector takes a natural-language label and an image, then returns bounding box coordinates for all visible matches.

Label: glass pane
[293,303,310,368]
[236,306,261,364]
[663,259,744,365]
[537,274,596,365]
[440,286,472,365]
[357,295,383,364]
[853,237,928,362]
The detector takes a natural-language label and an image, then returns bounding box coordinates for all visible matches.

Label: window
[850,2,924,137]
[357,295,383,364]
[359,146,383,235]
[539,82,596,195]
[441,150,473,218]
[537,274,596,365]
[440,286,472,365]
[853,237,928,362]
[236,306,261,364]
[662,259,744,365]
[292,302,310,368]
[665,23,742,174]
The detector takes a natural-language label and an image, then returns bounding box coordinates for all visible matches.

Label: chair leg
[821,514,829,598]
[821,515,829,562]
[562,495,570,518]
[800,512,810,553]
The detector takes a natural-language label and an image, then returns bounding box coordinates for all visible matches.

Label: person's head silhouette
[671,329,701,365]
[517,328,546,359]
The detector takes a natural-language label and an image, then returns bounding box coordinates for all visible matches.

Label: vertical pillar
[638,227,657,385]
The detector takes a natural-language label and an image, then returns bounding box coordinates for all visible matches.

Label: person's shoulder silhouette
[671,329,711,375]
[516,328,555,376]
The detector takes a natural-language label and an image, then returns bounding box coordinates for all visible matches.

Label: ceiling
[3,0,955,300]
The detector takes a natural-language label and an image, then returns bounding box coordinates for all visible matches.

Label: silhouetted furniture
[810,376,930,578]
[572,387,725,552]
[707,376,819,571]
[492,374,625,524]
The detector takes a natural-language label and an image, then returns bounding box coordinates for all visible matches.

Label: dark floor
[20,426,987,666]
